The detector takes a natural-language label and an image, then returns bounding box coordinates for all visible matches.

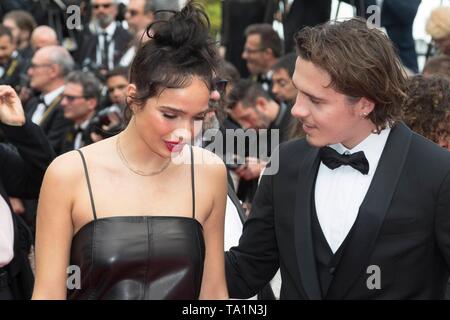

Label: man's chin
[305,134,327,148]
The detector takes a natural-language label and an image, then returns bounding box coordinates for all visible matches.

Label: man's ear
[255,96,268,113]
[86,98,98,112]
[358,97,375,117]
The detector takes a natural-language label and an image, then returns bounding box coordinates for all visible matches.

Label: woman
[402,74,450,151]
[32,1,228,300]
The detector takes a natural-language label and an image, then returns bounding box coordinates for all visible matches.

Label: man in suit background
[26,45,74,155]
[226,18,450,299]
[0,85,55,299]
[59,70,102,154]
[242,23,283,94]
[77,0,133,78]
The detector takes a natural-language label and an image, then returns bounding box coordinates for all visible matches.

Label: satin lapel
[326,122,413,299]
[294,146,322,299]
[227,183,247,224]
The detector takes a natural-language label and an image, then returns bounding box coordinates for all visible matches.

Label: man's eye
[309,97,320,104]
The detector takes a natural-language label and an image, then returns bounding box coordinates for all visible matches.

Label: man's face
[242,34,269,76]
[272,68,297,104]
[61,82,94,123]
[92,0,118,29]
[291,57,368,148]
[125,0,154,34]
[0,35,15,65]
[2,19,20,46]
[28,50,55,91]
[229,100,271,130]
[107,75,128,107]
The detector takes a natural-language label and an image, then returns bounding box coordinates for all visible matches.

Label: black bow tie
[319,146,370,175]
[37,96,47,108]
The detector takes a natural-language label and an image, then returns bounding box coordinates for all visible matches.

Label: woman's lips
[164,141,185,152]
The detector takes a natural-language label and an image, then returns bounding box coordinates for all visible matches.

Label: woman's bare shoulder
[191,146,227,183]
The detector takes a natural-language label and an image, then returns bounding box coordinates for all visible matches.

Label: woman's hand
[0,85,26,126]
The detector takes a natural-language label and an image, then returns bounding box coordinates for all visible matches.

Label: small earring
[361,112,368,117]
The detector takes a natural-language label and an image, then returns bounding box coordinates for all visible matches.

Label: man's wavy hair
[295,18,407,132]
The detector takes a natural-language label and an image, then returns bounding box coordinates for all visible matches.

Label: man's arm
[225,170,279,299]
[436,170,450,268]
[0,85,55,198]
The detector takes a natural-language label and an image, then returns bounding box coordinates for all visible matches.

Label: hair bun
[149,1,211,51]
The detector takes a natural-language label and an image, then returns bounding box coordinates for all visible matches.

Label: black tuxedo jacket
[25,95,72,155]
[226,122,450,299]
[0,120,55,299]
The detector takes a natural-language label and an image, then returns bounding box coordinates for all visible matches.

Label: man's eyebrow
[292,81,326,102]
[300,90,326,102]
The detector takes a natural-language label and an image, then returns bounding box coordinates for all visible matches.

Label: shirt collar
[98,22,116,38]
[43,86,65,106]
[329,127,391,176]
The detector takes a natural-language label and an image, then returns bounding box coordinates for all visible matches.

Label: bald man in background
[31,26,58,51]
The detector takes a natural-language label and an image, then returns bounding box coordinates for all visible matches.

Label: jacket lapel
[326,122,413,299]
[294,146,322,299]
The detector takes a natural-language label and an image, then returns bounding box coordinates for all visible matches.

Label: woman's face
[130,76,211,158]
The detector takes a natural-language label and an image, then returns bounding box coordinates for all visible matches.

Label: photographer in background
[59,70,103,154]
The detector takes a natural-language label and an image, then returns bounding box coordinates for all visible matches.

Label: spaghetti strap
[190,145,195,219]
[76,149,98,220]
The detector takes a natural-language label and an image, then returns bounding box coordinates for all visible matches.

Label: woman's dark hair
[126,0,219,121]
[402,75,450,143]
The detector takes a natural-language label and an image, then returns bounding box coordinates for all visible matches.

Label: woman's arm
[198,150,229,300]
[32,152,79,300]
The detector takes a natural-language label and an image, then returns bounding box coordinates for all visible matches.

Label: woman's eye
[163,113,177,119]
[194,116,206,121]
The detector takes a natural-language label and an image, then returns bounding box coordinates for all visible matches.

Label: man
[242,24,282,93]
[125,0,155,36]
[0,25,25,91]
[265,0,332,53]
[0,85,55,299]
[271,52,297,107]
[78,0,133,77]
[343,0,421,73]
[30,26,59,51]
[26,45,74,155]
[226,18,450,299]
[59,71,102,154]
[106,66,128,110]
[226,79,292,208]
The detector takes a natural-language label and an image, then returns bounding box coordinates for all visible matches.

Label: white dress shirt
[31,86,65,125]
[314,128,391,253]
[0,195,14,267]
[95,22,117,70]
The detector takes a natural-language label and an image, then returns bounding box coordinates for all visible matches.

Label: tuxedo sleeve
[225,169,279,299]
[436,170,450,268]
[0,120,55,198]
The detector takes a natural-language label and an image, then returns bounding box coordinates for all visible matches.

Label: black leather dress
[67,148,205,300]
